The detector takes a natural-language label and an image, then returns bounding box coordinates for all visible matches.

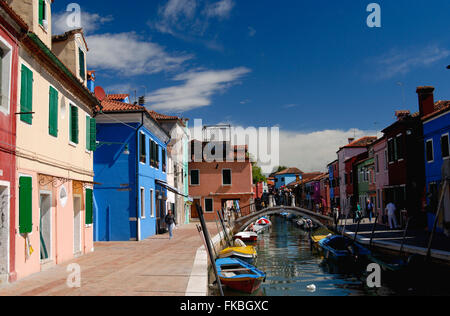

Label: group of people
[351,199,400,230]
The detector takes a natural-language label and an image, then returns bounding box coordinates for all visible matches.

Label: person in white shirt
[385,202,399,230]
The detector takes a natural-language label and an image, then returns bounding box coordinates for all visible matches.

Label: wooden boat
[218,245,257,264]
[367,253,409,273]
[310,227,333,246]
[296,217,318,230]
[233,231,258,243]
[318,235,370,262]
[216,258,266,294]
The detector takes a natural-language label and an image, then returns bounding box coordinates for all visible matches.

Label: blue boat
[318,235,371,263]
[216,258,266,294]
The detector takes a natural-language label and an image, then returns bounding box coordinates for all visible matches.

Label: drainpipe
[135,112,145,241]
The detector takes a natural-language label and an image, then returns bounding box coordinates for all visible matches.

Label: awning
[155,179,189,198]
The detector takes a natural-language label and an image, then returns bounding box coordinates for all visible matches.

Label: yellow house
[7,0,100,281]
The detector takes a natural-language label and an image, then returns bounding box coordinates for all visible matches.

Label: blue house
[93,94,170,241]
[273,168,303,190]
[421,95,450,232]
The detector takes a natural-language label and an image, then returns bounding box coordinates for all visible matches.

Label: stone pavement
[0,223,218,296]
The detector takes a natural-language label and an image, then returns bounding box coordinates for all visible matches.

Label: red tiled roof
[101,99,143,113]
[342,136,377,149]
[275,167,304,176]
[105,94,130,101]
[422,100,450,121]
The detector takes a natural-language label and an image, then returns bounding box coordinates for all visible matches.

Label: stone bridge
[233,206,335,233]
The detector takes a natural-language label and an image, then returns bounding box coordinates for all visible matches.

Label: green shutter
[85,188,93,225]
[20,65,33,124]
[19,177,33,234]
[38,0,44,26]
[70,105,79,144]
[90,118,97,151]
[86,116,91,151]
[49,87,58,137]
[79,48,85,80]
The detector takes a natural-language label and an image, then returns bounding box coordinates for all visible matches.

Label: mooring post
[217,210,232,247]
[369,212,379,250]
[426,180,448,261]
[197,204,224,296]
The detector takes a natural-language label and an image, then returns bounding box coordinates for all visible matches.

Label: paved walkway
[0,223,218,296]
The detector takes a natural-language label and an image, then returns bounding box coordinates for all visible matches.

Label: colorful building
[8,0,99,281]
[94,93,170,241]
[371,137,389,215]
[273,167,303,190]
[419,87,450,232]
[327,160,340,210]
[337,137,377,214]
[382,106,426,228]
[0,1,23,284]
[355,156,375,217]
[189,140,254,222]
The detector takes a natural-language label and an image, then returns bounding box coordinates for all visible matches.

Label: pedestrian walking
[355,203,363,223]
[367,199,374,223]
[385,202,399,230]
[165,210,177,239]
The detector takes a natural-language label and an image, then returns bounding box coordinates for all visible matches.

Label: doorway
[0,184,9,282]
[39,193,52,262]
[191,198,201,219]
[73,196,82,255]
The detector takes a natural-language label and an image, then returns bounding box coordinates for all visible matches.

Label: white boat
[234,231,258,242]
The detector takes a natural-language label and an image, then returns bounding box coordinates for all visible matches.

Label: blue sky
[52,0,450,171]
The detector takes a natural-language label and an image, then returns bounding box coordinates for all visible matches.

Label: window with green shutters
[79,48,85,80]
[19,177,33,234]
[70,105,79,144]
[85,188,93,225]
[20,64,33,124]
[49,87,58,137]
[86,116,97,151]
[38,0,45,26]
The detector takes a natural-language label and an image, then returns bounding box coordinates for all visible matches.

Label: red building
[344,152,368,213]
[0,2,25,284]
[189,141,254,221]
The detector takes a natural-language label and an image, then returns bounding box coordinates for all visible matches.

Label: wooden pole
[217,210,232,247]
[369,212,379,250]
[197,204,224,296]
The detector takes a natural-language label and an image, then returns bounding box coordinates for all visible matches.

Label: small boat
[216,258,266,294]
[367,253,409,273]
[218,242,258,264]
[297,217,318,230]
[256,217,272,226]
[318,235,370,262]
[310,227,333,246]
[234,231,258,243]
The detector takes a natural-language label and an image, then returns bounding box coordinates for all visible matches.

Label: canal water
[216,215,450,296]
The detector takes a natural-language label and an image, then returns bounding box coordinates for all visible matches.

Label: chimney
[87,71,96,93]
[417,86,435,117]
[348,138,355,144]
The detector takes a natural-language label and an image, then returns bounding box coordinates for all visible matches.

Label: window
[396,134,403,160]
[223,169,232,186]
[150,189,154,217]
[38,0,47,27]
[0,39,12,114]
[162,148,166,172]
[79,48,86,80]
[155,143,160,169]
[190,170,200,185]
[20,64,33,124]
[150,140,159,168]
[19,176,33,234]
[86,116,96,151]
[140,133,146,164]
[205,198,213,213]
[387,139,394,163]
[426,140,434,163]
[441,134,450,159]
[140,188,145,218]
[85,188,93,225]
[48,86,58,137]
[375,155,379,173]
[384,150,388,170]
[69,105,79,144]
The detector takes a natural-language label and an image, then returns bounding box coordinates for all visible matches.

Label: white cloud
[86,32,192,76]
[152,0,235,38]
[278,129,381,173]
[373,45,450,79]
[204,0,235,18]
[52,11,113,35]
[146,67,251,111]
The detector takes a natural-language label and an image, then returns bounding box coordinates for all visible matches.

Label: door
[73,196,82,255]
[39,193,52,261]
[191,199,201,219]
[0,185,9,280]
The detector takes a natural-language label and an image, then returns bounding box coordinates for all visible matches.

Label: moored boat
[216,258,266,294]
[218,245,258,264]
[233,231,258,243]
[310,227,333,247]
[318,235,371,263]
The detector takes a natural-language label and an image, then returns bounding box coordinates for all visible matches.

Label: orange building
[189,141,254,221]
